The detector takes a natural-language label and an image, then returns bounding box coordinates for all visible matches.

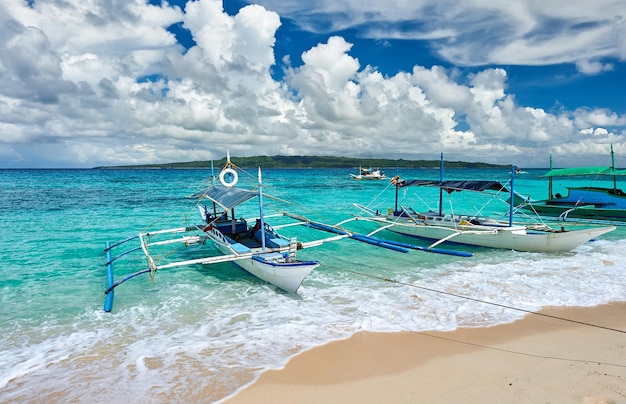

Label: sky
[1,0,625,168]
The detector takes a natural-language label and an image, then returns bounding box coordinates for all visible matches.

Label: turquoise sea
[1,167,625,403]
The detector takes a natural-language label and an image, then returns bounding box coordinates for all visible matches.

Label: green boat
[516,145,626,221]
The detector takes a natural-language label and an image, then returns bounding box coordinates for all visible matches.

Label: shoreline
[224,302,626,403]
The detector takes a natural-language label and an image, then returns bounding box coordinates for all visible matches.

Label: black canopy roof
[397,179,508,193]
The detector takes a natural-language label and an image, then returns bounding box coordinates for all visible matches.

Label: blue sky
[1,0,625,168]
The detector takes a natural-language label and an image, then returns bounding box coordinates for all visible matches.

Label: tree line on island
[96,155,505,170]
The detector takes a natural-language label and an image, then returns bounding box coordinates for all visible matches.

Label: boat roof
[542,166,626,177]
[188,186,257,211]
[398,179,507,193]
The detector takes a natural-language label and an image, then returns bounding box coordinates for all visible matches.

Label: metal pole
[439,153,444,216]
[258,167,266,250]
[611,144,617,191]
[548,154,553,199]
[509,165,515,226]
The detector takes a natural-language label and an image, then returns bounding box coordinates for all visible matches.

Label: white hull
[364,214,615,253]
[208,228,319,293]
[350,174,387,180]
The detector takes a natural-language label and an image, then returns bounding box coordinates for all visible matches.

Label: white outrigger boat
[354,154,615,253]
[190,183,320,295]
[104,164,318,312]
[350,167,387,180]
[103,154,472,312]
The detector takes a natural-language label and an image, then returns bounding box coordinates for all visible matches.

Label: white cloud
[246,0,626,67]
[410,66,473,110]
[575,59,615,75]
[573,108,626,127]
[300,36,359,91]
[0,0,624,168]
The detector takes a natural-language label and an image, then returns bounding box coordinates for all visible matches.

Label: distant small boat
[515,145,626,221]
[350,167,387,180]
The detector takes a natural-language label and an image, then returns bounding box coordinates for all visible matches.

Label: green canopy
[542,166,626,177]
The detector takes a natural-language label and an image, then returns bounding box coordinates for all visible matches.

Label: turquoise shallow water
[1,167,625,403]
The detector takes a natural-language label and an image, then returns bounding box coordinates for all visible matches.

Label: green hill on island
[96,155,505,169]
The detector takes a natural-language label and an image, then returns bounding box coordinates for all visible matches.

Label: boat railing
[208,226,230,244]
[399,206,425,224]
[288,238,298,262]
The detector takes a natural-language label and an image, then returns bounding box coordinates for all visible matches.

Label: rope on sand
[316,260,626,368]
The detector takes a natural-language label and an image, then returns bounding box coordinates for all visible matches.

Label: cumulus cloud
[0,0,624,168]
[573,108,626,128]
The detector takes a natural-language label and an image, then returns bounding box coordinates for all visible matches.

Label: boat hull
[234,255,319,294]
[350,174,387,180]
[367,215,615,253]
[209,229,319,293]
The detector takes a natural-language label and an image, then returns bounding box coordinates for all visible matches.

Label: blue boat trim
[251,255,320,267]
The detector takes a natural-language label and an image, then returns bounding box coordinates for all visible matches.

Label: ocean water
[1,167,625,403]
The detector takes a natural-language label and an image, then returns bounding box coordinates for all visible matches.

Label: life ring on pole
[219,168,238,187]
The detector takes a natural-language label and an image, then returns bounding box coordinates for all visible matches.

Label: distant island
[95,155,506,169]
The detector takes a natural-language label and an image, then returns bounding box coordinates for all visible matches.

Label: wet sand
[225,302,626,403]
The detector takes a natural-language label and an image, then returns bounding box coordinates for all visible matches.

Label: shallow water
[1,167,624,403]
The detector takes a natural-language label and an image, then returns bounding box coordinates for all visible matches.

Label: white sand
[225,302,626,403]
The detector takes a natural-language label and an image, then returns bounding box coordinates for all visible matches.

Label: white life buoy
[219,168,238,187]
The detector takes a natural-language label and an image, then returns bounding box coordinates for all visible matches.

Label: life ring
[391,176,401,185]
[219,168,238,187]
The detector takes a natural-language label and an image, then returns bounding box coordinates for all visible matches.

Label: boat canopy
[398,179,507,193]
[188,186,257,211]
[542,166,626,177]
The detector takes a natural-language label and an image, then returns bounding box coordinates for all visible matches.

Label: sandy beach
[225,302,626,403]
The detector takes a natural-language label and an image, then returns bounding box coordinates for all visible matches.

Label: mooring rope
[338,265,626,334]
[413,331,626,368]
[309,255,626,368]
[310,249,625,335]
